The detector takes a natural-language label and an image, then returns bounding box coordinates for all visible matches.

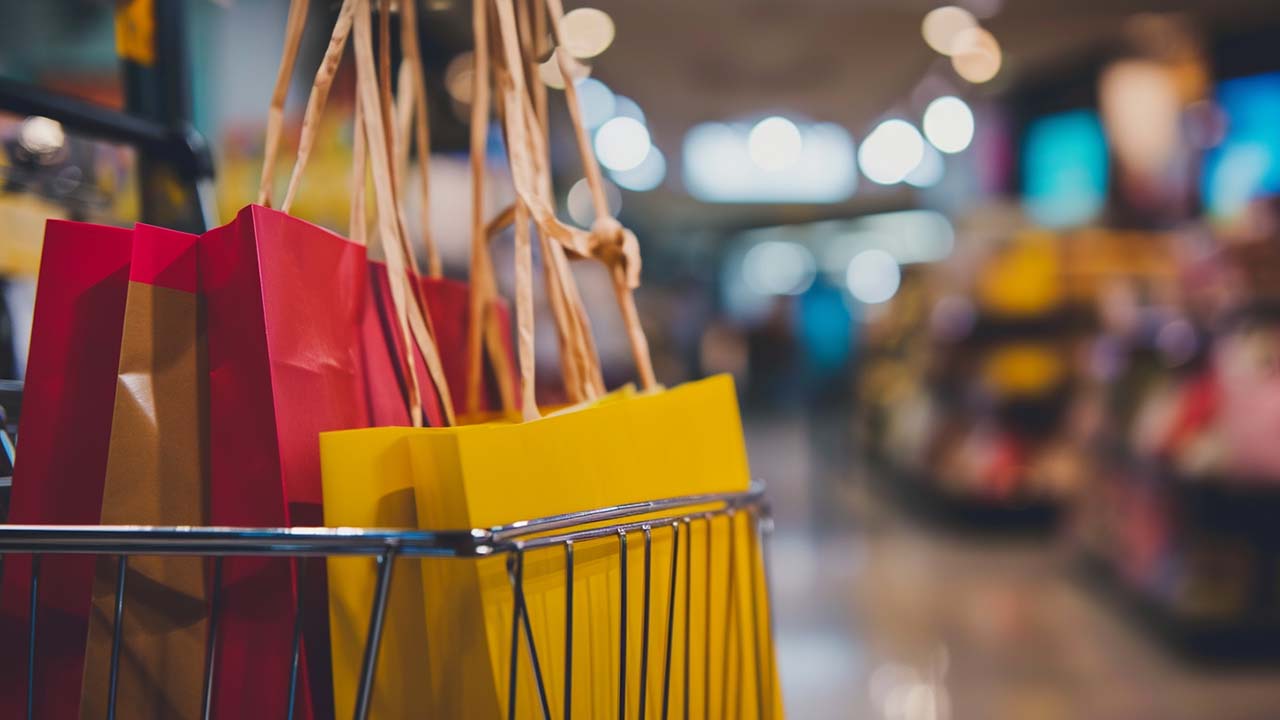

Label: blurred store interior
[5,0,1280,717]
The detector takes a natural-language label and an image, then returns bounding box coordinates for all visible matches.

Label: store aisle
[750,416,1280,720]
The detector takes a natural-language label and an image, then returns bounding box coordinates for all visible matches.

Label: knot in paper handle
[589,217,642,289]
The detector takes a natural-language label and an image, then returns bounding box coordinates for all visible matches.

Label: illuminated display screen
[1021,109,1109,228]
[1203,70,1280,219]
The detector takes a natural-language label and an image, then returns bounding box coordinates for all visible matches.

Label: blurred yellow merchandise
[216,110,358,232]
[100,147,140,228]
[1062,229,1176,300]
[0,194,66,277]
[976,231,1062,316]
[981,342,1065,396]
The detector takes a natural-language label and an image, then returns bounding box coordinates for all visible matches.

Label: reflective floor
[751,415,1280,720]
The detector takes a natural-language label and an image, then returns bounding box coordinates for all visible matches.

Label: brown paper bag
[79,224,208,719]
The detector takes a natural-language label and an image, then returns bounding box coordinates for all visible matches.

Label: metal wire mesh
[0,488,777,720]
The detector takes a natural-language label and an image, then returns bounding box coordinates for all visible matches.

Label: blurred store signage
[1202,71,1280,220]
[1021,109,1109,228]
[722,210,954,317]
[682,119,857,203]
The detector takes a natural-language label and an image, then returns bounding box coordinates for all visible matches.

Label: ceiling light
[922,95,975,153]
[905,143,945,188]
[575,78,616,129]
[560,8,615,59]
[539,54,590,89]
[950,27,1001,83]
[594,116,651,171]
[747,116,804,171]
[610,147,666,191]
[566,176,622,227]
[922,6,977,55]
[743,241,816,296]
[858,119,925,185]
[846,249,901,304]
[612,96,646,125]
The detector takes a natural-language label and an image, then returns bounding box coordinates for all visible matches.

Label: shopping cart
[0,487,778,720]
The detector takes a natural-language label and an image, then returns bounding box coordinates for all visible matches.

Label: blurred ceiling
[421,0,1280,234]
[587,0,1277,137]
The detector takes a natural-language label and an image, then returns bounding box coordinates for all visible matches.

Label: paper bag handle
[461,0,528,417]
[461,0,597,419]
[543,0,656,391]
[473,0,618,412]
[257,0,359,216]
[487,0,656,417]
[515,0,608,406]
[257,0,310,209]
[353,0,457,426]
[462,0,598,417]
[391,0,444,279]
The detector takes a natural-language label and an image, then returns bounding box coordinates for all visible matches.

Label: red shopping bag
[200,205,371,720]
[420,276,519,415]
[0,220,133,720]
[363,260,447,427]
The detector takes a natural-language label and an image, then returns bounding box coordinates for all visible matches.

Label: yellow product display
[321,374,780,718]
[114,0,155,66]
[977,231,1063,317]
[0,195,65,277]
[981,342,1066,396]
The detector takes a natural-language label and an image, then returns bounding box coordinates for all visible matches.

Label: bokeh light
[846,248,901,304]
[905,143,945,188]
[922,95,975,153]
[566,177,622,228]
[594,116,652,171]
[613,96,647,125]
[444,52,474,104]
[747,116,804,171]
[743,241,817,296]
[858,119,926,185]
[19,116,64,157]
[921,6,977,55]
[560,7,616,59]
[950,27,1002,84]
[684,121,857,203]
[610,147,667,191]
[575,78,617,129]
[539,53,591,89]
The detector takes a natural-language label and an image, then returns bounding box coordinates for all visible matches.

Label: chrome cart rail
[0,486,777,720]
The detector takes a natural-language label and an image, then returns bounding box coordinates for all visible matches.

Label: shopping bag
[364,259,447,427]
[201,202,363,720]
[197,3,364,717]
[320,375,778,718]
[78,224,208,720]
[0,220,133,720]
[420,275,519,418]
[321,427,433,720]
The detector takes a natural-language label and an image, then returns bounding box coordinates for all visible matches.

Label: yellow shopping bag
[322,375,779,718]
